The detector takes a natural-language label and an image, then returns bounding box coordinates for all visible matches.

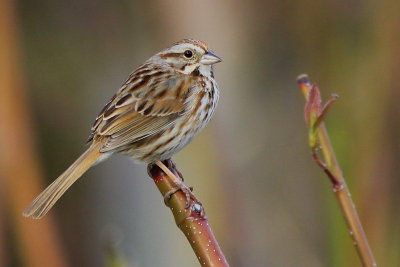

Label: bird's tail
[23,142,103,219]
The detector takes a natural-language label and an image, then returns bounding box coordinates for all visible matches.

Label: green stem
[297,74,377,267]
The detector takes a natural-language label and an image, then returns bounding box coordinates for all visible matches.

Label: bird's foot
[163,182,199,208]
[150,159,200,208]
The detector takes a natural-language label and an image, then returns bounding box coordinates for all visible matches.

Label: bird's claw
[163,183,200,208]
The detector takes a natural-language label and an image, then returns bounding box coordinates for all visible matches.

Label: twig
[148,160,229,267]
[297,74,377,267]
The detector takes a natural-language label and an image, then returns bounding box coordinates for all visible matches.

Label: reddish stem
[148,161,229,267]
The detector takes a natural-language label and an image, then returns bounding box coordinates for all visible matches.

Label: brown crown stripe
[173,39,208,51]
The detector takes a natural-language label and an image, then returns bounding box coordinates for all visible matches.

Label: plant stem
[148,160,229,267]
[297,74,377,267]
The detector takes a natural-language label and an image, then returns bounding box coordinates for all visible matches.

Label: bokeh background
[1,0,399,266]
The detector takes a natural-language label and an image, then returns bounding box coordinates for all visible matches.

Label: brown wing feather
[100,114,180,151]
[90,64,193,152]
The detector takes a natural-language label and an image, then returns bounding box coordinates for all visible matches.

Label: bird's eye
[183,50,193,58]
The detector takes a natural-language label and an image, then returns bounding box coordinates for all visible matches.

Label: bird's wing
[90,66,194,152]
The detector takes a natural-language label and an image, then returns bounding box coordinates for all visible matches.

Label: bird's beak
[200,50,222,65]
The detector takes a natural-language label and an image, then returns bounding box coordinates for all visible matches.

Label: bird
[23,39,222,219]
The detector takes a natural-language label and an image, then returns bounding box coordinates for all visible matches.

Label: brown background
[1,0,399,266]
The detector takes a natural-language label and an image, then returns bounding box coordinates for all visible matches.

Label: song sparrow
[23,39,221,219]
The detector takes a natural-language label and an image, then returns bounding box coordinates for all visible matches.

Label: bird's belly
[121,83,218,163]
[124,119,203,163]
[124,105,215,163]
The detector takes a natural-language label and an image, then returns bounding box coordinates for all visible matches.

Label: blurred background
[1,0,399,266]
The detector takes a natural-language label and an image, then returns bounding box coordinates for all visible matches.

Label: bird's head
[154,39,222,76]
